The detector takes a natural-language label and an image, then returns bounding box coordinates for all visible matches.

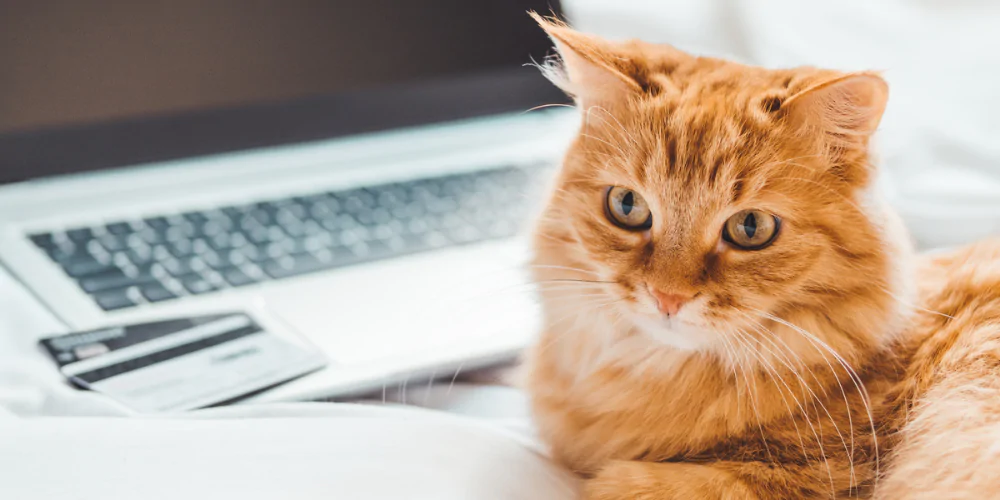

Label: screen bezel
[0,4,567,185]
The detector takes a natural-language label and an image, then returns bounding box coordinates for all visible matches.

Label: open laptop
[0,0,575,401]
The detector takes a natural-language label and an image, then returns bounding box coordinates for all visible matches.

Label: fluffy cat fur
[525,14,1000,499]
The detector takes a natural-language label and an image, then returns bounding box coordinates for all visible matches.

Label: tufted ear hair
[530,13,644,110]
[784,73,889,140]
[780,72,889,185]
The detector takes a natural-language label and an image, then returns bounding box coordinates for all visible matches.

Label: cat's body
[524,15,1000,499]
[530,242,1000,499]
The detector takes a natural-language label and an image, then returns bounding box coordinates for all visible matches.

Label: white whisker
[725,331,775,463]
[731,327,834,495]
[750,307,880,488]
[446,362,465,396]
[739,313,859,490]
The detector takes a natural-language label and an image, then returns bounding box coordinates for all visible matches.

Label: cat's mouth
[628,310,717,351]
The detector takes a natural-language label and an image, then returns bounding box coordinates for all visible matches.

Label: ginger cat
[525,14,1000,499]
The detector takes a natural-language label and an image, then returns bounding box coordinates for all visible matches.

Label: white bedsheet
[0,264,578,499]
[0,402,578,500]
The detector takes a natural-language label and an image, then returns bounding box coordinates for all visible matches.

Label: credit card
[39,312,326,413]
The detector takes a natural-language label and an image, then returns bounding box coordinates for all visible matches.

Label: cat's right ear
[530,13,643,110]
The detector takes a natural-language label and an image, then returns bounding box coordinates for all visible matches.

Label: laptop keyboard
[28,165,542,312]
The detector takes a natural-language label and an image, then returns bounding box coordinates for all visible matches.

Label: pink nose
[650,290,692,317]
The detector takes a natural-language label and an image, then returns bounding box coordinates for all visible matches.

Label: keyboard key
[167,239,194,258]
[201,219,231,237]
[30,232,56,249]
[239,244,271,263]
[204,233,233,251]
[220,267,258,287]
[143,216,171,231]
[261,253,331,279]
[371,225,398,241]
[306,198,340,219]
[376,190,406,209]
[105,222,133,235]
[79,268,152,293]
[199,250,228,269]
[221,205,248,219]
[248,208,273,226]
[281,220,308,238]
[127,263,158,282]
[277,203,308,221]
[43,243,86,263]
[407,219,430,235]
[125,247,154,266]
[138,227,167,245]
[320,214,358,232]
[182,211,208,225]
[92,288,136,311]
[411,180,442,198]
[158,257,190,277]
[178,274,217,295]
[391,203,424,220]
[426,197,459,214]
[366,238,398,259]
[63,258,113,278]
[66,228,94,242]
[139,282,176,303]
[98,233,129,252]
[163,224,194,241]
[344,189,375,209]
[244,226,271,244]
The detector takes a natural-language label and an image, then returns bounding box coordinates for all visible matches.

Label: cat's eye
[722,210,781,250]
[604,186,652,230]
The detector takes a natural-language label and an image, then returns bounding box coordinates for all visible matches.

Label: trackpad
[261,242,541,365]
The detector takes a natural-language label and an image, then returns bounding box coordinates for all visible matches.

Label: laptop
[0,0,575,402]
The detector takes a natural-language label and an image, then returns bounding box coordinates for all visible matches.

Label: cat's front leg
[584,461,757,500]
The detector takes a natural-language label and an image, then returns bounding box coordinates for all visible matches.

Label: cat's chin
[629,314,716,351]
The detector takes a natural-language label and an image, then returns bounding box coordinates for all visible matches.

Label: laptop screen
[0,0,566,184]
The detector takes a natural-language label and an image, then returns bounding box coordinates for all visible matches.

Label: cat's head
[530,15,912,354]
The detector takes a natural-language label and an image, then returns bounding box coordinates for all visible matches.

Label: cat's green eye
[722,210,781,250]
[605,186,652,230]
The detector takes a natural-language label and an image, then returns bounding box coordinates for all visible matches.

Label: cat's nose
[650,289,692,317]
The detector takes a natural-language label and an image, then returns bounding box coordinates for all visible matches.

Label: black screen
[0,0,565,183]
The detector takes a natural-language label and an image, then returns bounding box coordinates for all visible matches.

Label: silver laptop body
[0,0,575,401]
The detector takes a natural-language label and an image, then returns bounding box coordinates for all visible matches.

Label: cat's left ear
[783,73,889,140]
[530,13,644,110]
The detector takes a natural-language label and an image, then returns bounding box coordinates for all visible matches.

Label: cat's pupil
[621,192,634,215]
[743,213,757,238]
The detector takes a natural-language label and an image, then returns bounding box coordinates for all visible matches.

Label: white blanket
[0,264,578,499]
[0,402,577,500]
